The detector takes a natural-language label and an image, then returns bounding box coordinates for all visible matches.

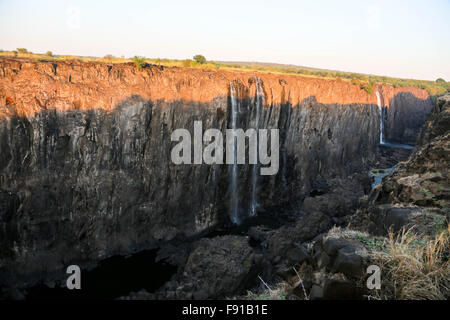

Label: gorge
[0,57,437,299]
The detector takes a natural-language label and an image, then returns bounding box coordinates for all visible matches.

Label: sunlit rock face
[0,58,432,286]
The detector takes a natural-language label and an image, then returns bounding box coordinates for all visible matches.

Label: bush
[351,78,360,86]
[132,56,147,70]
[193,54,206,64]
[357,80,373,95]
[46,51,53,57]
[436,78,446,83]
[104,54,114,60]
[17,48,28,54]
[12,50,18,57]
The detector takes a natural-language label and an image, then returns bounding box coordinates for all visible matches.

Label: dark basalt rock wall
[0,92,379,286]
[385,92,434,145]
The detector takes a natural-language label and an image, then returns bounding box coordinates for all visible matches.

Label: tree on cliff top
[193,54,206,64]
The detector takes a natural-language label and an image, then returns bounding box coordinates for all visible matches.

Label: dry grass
[245,281,291,300]
[372,226,450,300]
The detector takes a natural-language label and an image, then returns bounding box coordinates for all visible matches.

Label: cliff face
[383,90,434,145]
[0,58,433,285]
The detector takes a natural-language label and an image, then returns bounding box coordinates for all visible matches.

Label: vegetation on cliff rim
[0,49,449,97]
[132,56,148,70]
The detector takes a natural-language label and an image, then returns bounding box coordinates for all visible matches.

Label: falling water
[250,79,263,216]
[376,91,385,144]
[281,104,291,194]
[229,82,240,224]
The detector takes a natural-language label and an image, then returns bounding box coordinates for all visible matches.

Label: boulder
[176,235,258,299]
[331,246,364,277]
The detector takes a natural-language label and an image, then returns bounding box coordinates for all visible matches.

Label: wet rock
[248,226,272,244]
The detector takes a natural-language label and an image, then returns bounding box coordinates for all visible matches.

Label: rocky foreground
[123,94,449,300]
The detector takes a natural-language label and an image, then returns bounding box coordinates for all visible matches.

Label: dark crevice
[25,249,177,300]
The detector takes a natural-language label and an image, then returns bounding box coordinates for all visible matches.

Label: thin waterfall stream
[229,82,240,224]
[250,79,263,217]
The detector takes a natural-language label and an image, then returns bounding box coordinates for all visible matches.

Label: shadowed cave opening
[25,249,177,300]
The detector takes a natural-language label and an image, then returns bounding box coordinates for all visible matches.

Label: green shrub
[436,78,446,83]
[193,54,206,64]
[132,56,147,70]
[17,48,28,54]
[46,51,53,57]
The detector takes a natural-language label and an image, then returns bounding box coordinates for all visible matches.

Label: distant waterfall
[229,82,240,224]
[250,79,263,217]
[281,103,291,194]
[376,91,385,144]
[376,91,414,150]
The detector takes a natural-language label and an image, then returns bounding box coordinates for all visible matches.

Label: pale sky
[1,0,449,80]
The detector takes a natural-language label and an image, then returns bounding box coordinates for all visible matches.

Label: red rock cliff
[0,57,430,118]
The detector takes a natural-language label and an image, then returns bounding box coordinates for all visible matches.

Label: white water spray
[250,79,263,216]
[229,82,240,224]
[376,91,385,144]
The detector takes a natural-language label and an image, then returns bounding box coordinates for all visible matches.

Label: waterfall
[282,103,291,194]
[376,91,385,144]
[376,90,414,150]
[250,79,263,216]
[229,82,240,224]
